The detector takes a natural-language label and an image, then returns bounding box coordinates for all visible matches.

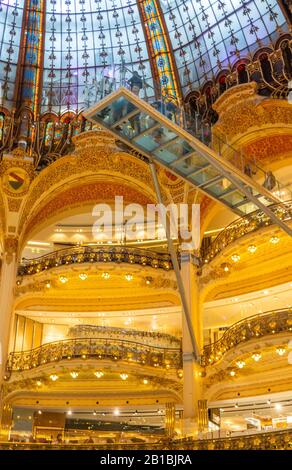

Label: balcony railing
[5,337,182,378]
[201,201,292,264]
[0,428,291,450]
[67,325,181,348]
[18,245,173,277]
[173,428,292,450]
[201,308,292,367]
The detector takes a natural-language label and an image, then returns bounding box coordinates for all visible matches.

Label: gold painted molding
[18,130,173,248]
[213,83,292,144]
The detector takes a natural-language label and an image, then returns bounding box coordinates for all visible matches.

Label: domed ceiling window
[0,1,24,104]
[0,0,289,114]
[42,0,154,114]
[160,0,288,95]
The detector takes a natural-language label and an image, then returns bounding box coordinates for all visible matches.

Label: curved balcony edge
[18,245,174,277]
[5,337,182,380]
[201,201,292,264]
[201,308,292,367]
[0,428,291,450]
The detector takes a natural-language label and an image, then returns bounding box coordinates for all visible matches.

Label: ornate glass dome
[0,0,289,115]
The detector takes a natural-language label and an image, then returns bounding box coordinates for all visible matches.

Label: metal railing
[5,337,182,377]
[201,308,292,367]
[201,201,292,263]
[18,245,173,277]
[1,428,291,450]
[173,428,292,450]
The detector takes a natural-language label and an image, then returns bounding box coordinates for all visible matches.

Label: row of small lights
[228,347,287,376]
[49,372,128,381]
[205,236,280,265]
[47,367,180,381]
[231,237,280,262]
[43,274,155,289]
[26,408,166,419]
[46,372,150,384]
[47,272,135,286]
[25,353,176,370]
[47,367,181,382]
[55,226,165,233]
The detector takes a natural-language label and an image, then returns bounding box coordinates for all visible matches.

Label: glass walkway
[84,88,292,236]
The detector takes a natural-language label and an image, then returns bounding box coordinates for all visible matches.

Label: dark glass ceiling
[0,0,288,114]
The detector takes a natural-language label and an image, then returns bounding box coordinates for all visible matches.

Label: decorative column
[13,0,46,119]
[198,400,208,433]
[165,402,175,438]
[0,402,13,441]
[181,251,204,436]
[0,149,34,381]
[0,236,19,381]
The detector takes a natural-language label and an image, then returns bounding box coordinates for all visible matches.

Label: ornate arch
[19,130,171,249]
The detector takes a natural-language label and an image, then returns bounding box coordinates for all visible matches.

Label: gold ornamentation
[0,429,290,450]
[5,337,182,378]
[19,130,174,242]
[213,83,292,142]
[201,201,292,264]
[3,236,19,263]
[243,134,292,164]
[0,153,35,198]
[7,198,22,213]
[24,181,154,241]
[201,308,292,367]
[3,167,30,195]
[18,246,173,276]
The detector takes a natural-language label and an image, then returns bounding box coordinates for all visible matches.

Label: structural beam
[149,161,200,361]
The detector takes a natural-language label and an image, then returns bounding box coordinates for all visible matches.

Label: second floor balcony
[201,308,292,367]
[5,336,182,380]
[18,245,173,277]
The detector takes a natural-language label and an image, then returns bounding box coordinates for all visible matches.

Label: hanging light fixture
[50,374,59,381]
[252,353,262,362]
[120,373,129,380]
[221,263,230,272]
[236,360,245,369]
[94,371,104,378]
[276,347,286,356]
[270,236,280,244]
[70,371,79,379]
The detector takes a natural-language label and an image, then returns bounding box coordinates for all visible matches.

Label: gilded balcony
[201,308,292,367]
[201,201,292,264]
[18,245,173,277]
[5,336,182,380]
[0,428,291,450]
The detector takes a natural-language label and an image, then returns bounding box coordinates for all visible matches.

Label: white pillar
[0,238,18,381]
[181,252,204,436]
